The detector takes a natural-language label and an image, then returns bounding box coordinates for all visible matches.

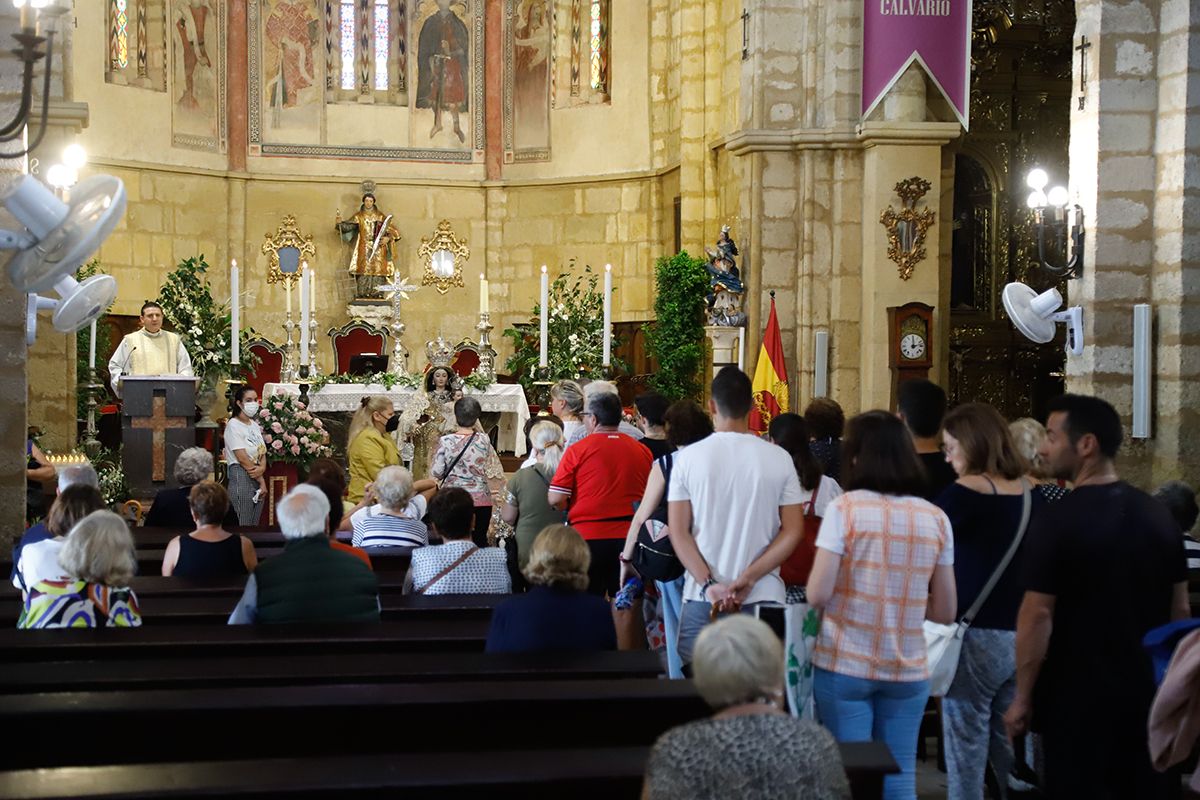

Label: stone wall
[1069,0,1200,487]
[65,162,664,381]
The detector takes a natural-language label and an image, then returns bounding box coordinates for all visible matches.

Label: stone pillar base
[705,325,746,380]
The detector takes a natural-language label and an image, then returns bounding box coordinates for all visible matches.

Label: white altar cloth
[263,382,531,456]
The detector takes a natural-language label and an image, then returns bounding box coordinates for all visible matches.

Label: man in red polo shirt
[549,392,652,597]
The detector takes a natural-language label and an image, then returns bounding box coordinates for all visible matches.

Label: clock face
[900,333,926,360]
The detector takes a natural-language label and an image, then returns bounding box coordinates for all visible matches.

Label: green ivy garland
[643,251,710,401]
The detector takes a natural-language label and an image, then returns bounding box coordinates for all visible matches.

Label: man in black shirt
[896,379,957,500]
[1005,394,1189,799]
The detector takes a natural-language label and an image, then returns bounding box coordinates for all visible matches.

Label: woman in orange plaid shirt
[806,411,957,800]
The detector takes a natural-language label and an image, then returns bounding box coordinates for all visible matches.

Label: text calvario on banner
[862,0,971,128]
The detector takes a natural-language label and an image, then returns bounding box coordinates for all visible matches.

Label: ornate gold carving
[261,215,316,286]
[880,177,936,281]
[418,220,469,295]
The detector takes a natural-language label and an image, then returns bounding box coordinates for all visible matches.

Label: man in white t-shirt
[668,366,805,668]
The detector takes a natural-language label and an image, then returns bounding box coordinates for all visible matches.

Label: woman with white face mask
[224,386,269,525]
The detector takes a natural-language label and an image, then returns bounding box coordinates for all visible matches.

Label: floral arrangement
[461,370,492,391]
[503,261,628,391]
[157,255,258,385]
[308,371,423,393]
[258,392,333,469]
[93,447,131,507]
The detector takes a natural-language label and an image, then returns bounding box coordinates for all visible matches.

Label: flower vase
[258,462,300,528]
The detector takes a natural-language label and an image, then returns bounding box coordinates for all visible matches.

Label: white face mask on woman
[242,402,260,417]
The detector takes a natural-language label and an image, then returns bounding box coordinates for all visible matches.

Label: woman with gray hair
[549,379,585,447]
[643,615,849,799]
[20,510,142,629]
[501,420,567,570]
[145,446,239,530]
[349,464,438,549]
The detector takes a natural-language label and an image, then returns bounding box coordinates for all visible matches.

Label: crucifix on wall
[1076,36,1091,110]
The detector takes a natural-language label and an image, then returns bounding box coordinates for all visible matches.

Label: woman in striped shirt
[349,465,437,550]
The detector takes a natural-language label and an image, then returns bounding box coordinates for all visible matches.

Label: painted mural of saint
[174,0,212,112]
[416,0,470,143]
[265,0,318,110]
[512,0,550,150]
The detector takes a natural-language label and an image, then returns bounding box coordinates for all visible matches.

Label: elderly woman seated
[643,615,849,799]
[161,482,258,579]
[407,487,510,595]
[145,447,238,530]
[12,483,106,596]
[349,465,438,549]
[20,510,142,629]
[485,524,615,653]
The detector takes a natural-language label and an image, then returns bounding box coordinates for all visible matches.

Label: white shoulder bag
[924,481,1031,697]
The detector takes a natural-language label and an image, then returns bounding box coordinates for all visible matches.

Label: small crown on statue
[426,335,455,369]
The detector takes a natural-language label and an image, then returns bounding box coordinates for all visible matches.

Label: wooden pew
[0,590,507,626]
[2,545,415,580]
[0,620,488,662]
[0,649,664,692]
[0,749,652,800]
[0,742,898,800]
[0,679,710,769]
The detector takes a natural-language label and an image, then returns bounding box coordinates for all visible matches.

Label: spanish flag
[750,294,789,432]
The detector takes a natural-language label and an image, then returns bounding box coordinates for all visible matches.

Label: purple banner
[862,0,972,129]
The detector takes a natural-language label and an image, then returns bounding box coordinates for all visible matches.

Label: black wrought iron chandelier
[1,1,66,160]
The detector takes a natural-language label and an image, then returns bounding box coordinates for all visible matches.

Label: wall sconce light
[1026,168,1084,279]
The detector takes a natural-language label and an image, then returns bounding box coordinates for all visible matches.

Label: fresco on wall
[504,0,551,162]
[260,0,323,144]
[248,0,481,160]
[412,0,480,152]
[171,0,227,151]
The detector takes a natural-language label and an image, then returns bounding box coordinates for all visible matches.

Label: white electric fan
[1002,282,1084,357]
[1,174,124,339]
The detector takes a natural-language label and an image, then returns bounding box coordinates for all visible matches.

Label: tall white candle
[310,270,316,314]
[299,263,310,366]
[285,277,292,316]
[230,259,240,365]
[539,266,548,368]
[479,273,489,314]
[88,319,96,370]
[602,263,612,366]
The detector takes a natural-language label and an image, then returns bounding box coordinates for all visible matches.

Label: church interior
[1,0,1199,797]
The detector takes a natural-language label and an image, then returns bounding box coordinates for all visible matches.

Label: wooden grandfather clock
[888,302,934,409]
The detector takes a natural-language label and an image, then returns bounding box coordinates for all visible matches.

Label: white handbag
[924,481,1031,697]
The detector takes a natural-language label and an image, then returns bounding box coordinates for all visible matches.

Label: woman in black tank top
[161,482,257,578]
[173,533,248,578]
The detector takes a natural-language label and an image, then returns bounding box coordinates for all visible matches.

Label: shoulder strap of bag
[416,545,479,595]
[961,480,1032,627]
[437,432,478,482]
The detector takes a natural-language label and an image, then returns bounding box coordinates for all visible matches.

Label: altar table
[263,382,531,457]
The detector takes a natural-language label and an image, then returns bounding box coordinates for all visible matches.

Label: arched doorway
[947,0,1075,420]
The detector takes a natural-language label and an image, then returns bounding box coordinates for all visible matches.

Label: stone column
[677,0,708,254]
[0,6,32,536]
[1069,0,1200,485]
[858,121,959,410]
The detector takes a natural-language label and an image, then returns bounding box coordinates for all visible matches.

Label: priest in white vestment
[108,300,194,397]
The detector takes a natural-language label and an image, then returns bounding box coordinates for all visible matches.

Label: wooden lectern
[120,375,198,494]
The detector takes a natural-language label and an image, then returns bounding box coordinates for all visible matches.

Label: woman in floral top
[432,396,503,547]
[20,510,142,629]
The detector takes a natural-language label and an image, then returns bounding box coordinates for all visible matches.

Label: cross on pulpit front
[131,396,189,482]
[120,375,197,496]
